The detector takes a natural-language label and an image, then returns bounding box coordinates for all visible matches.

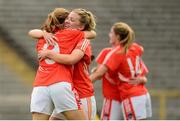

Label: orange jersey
[96,47,121,101]
[34,29,85,86]
[103,43,148,101]
[73,39,94,98]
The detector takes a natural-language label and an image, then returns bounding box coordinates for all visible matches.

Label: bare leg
[32,112,50,120]
[62,109,87,120]
[49,114,65,120]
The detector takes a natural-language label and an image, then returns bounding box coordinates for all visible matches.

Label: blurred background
[0,0,180,119]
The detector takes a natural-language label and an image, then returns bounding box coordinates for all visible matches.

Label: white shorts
[52,96,97,120]
[122,93,152,120]
[101,98,123,120]
[81,96,97,120]
[31,82,80,115]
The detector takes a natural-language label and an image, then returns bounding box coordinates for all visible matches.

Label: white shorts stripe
[101,98,123,120]
[81,96,97,120]
[122,93,152,120]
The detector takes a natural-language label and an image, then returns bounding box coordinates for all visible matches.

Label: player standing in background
[30,8,97,120]
[29,8,96,120]
[91,39,123,120]
[90,22,152,120]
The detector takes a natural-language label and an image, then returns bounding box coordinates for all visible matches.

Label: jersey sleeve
[96,48,111,64]
[103,50,122,72]
[134,43,144,56]
[75,39,92,65]
[138,45,144,56]
[75,39,90,53]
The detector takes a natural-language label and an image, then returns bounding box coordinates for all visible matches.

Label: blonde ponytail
[113,22,135,53]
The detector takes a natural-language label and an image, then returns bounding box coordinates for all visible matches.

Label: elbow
[28,30,34,37]
[92,31,97,39]
[94,32,97,37]
[28,30,39,39]
[28,29,43,39]
[87,30,97,39]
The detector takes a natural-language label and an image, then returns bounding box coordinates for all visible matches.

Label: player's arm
[28,29,57,45]
[39,49,84,65]
[29,29,96,40]
[132,76,147,84]
[91,66,98,73]
[90,49,119,82]
[28,29,44,39]
[127,57,148,85]
[90,64,108,82]
[127,76,147,85]
[84,30,96,39]
[90,65,102,83]
[138,76,147,84]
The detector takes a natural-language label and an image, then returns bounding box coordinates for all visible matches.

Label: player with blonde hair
[29,8,96,120]
[29,8,97,120]
[90,22,152,120]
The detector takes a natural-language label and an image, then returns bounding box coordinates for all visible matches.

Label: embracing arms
[90,64,147,84]
[39,49,84,65]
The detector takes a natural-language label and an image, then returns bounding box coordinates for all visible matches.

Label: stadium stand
[0,0,180,119]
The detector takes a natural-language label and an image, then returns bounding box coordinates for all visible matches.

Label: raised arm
[28,29,44,39]
[29,29,96,40]
[84,30,96,39]
[28,29,57,45]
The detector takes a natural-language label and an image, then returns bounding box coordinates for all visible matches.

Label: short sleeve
[75,39,90,53]
[103,50,122,72]
[96,48,111,64]
[133,43,144,56]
